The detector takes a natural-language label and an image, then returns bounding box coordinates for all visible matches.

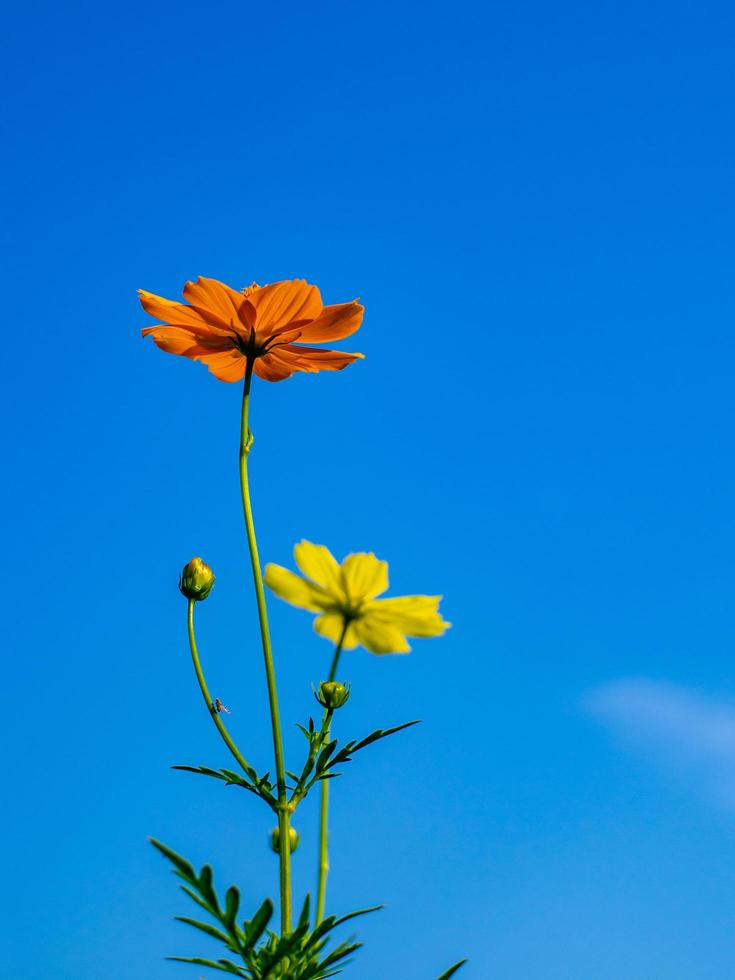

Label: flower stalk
[239,353,292,934]
[186,598,254,775]
[315,618,351,924]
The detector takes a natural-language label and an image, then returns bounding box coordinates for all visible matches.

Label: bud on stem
[315,680,351,709]
[179,557,215,601]
[270,825,299,855]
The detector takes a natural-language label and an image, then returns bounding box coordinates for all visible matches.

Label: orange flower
[139,277,364,382]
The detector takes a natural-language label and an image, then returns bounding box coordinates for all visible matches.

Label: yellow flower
[264,541,450,654]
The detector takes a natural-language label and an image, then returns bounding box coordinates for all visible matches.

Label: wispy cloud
[584,678,735,808]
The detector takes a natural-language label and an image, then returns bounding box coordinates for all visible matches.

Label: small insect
[214,698,231,714]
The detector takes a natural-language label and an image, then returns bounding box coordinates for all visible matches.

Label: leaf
[243,898,274,951]
[150,838,196,883]
[437,959,468,979]
[173,765,248,788]
[175,916,232,946]
[351,720,420,753]
[315,940,362,971]
[179,885,217,918]
[173,764,276,806]
[332,904,383,928]
[221,768,254,787]
[167,956,245,976]
[297,893,311,930]
[197,865,220,913]
[173,764,230,779]
[314,739,339,774]
[224,886,240,928]
[216,960,249,976]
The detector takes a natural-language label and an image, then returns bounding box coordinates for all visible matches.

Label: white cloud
[584,678,735,808]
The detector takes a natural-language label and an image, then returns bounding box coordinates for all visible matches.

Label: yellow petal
[293,541,345,597]
[341,552,389,603]
[314,614,359,649]
[364,595,450,637]
[264,564,328,612]
[352,615,411,654]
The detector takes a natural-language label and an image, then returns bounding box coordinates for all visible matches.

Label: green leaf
[437,959,468,979]
[150,838,196,883]
[297,893,311,930]
[351,719,420,753]
[221,768,254,787]
[332,904,383,928]
[167,956,245,975]
[224,886,240,928]
[243,897,273,951]
[315,940,362,971]
[216,960,249,976]
[175,916,232,946]
[197,865,220,913]
[314,739,339,774]
[180,885,217,918]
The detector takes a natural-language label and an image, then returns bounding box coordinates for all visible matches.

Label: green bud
[179,557,215,601]
[270,825,299,855]
[316,680,351,710]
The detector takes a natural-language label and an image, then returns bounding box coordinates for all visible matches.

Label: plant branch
[316,618,350,924]
[239,355,292,934]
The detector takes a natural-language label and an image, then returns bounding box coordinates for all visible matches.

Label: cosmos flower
[265,541,450,654]
[140,277,364,382]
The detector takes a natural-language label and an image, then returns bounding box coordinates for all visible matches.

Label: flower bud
[270,825,299,854]
[316,680,351,710]
[179,557,215,601]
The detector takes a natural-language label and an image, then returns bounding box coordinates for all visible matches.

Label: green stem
[315,618,350,924]
[239,356,292,935]
[186,599,254,775]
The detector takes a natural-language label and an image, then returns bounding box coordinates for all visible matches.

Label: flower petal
[183,276,254,335]
[364,595,450,637]
[283,344,365,372]
[247,280,322,335]
[141,325,207,355]
[352,615,411,654]
[264,564,329,611]
[139,289,231,336]
[314,614,359,649]
[293,541,344,596]
[296,300,364,342]
[194,349,247,382]
[253,352,296,382]
[341,552,389,603]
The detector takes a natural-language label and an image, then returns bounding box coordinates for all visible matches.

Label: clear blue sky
[3,1,735,977]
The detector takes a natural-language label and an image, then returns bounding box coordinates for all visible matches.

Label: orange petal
[283,344,365,372]
[195,349,247,382]
[253,352,295,382]
[183,277,254,336]
[247,280,322,335]
[141,325,234,355]
[297,300,364,342]
[138,289,228,335]
[141,326,200,355]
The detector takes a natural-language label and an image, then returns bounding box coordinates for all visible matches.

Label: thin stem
[315,618,350,924]
[327,619,350,683]
[239,356,292,935]
[186,599,254,775]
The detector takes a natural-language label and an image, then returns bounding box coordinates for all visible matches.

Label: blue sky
[3,0,735,977]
